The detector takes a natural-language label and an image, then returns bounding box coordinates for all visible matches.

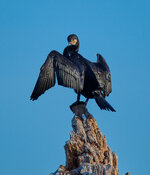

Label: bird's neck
[69,44,79,52]
[63,44,79,58]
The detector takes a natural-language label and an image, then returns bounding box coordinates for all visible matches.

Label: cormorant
[30,34,116,112]
[63,34,79,58]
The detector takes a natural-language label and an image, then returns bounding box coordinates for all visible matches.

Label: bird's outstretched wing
[91,53,112,97]
[30,50,84,100]
[96,53,110,72]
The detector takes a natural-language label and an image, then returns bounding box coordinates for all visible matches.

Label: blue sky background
[0,0,150,175]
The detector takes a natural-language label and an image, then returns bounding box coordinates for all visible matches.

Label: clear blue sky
[0,0,150,175]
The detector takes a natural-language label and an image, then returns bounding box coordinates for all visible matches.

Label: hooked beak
[68,39,77,46]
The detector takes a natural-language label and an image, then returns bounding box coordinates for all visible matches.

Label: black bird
[63,34,79,58]
[30,34,116,112]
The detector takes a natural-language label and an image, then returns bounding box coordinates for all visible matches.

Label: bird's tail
[95,96,116,112]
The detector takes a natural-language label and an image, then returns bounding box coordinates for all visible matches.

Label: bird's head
[67,34,79,46]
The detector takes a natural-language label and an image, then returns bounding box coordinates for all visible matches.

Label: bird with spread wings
[30,34,116,112]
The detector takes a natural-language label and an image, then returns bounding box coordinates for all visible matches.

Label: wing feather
[53,51,83,93]
[96,53,110,72]
[30,50,84,100]
[91,53,112,87]
[30,54,55,100]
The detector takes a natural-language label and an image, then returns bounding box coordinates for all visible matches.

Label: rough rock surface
[50,103,119,175]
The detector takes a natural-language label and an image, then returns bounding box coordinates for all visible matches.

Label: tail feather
[95,96,116,112]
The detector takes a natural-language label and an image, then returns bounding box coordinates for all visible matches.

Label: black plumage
[30,34,115,112]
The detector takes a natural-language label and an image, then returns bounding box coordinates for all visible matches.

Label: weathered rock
[50,103,119,175]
